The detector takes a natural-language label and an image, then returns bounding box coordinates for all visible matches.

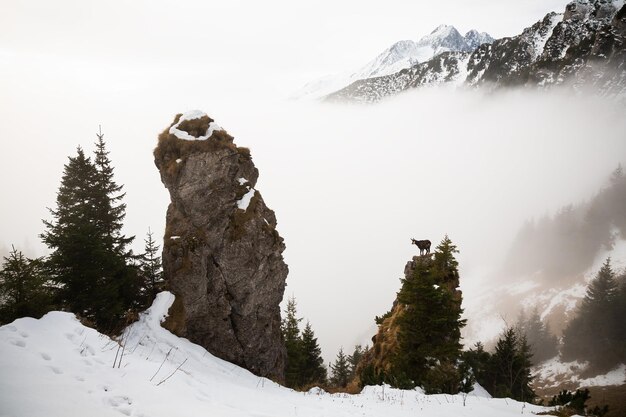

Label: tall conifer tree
[516,307,558,364]
[93,128,134,256]
[562,258,621,371]
[42,133,140,331]
[300,321,327,387]
[42,147,105,319]
[487,327,535,401]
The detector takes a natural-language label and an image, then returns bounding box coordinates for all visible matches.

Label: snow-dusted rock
[154,112,288,382]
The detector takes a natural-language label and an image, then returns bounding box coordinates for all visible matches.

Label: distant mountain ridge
[294,25,493,99]
[355,25,494,80]
[326,0,626,102]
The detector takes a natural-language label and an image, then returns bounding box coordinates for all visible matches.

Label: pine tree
[330,347,350,388]
[517,307,558,364]
[393,235,466,392]
[41,147,105,319]
[581,258,618,313]
[300,321,327,387]
[0,247,53,324]
[461,342,490,390]
[515,333,535,402]
[282,296,304,388]
[487,327,535,401]
[348,345,364,380]
[562,258,621,371]
[93,130,143,314]
[93,128,134,257]
[617,274,626,363]
[41,138,139,332]
[139,228,163,303]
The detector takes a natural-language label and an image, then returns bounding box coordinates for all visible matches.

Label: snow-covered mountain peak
[359,24,493,79]
[388,40,418,54]
[416,25,467,50]
[429,24,456,36]
[293,24,493,99]
[464,29,495,49]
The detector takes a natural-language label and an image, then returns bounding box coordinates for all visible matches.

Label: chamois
[411,238,431,255]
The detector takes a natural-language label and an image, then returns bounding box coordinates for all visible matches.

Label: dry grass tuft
[162,295,186,336]
[177,115,212,138]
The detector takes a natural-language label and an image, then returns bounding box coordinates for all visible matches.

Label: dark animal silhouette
[411,238,431,255]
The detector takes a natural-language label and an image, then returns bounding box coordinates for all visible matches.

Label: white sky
[3,0,625,365]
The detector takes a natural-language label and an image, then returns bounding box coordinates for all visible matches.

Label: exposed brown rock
[154,111,288,382]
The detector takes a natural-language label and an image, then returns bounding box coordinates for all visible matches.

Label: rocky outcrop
[154,111,288,382]
[355,251,463,387]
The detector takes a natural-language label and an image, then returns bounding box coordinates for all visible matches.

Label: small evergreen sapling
[140,229,163,303]
[0,247,53,324]
[282,296,304,388]
[330,348,350,388]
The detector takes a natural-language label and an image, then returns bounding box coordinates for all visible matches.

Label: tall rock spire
[154,111,288,382]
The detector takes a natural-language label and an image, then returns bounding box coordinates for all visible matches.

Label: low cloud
[1,82,624,362]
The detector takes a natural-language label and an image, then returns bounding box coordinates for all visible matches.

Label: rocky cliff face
[327,0,626,102]
[153,111,288,382]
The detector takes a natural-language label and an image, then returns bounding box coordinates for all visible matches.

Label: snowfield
[1,292,550,417]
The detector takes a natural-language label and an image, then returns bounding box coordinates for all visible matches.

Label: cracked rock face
[154,111,288,381]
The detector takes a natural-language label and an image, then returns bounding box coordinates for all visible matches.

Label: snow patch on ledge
[237,189,256,211]
[169,110,223,141]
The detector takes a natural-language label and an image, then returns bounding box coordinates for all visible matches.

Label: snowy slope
[0,292,550,417]
[294,25,493,99]
[463,238,626,356]
[535,357,626,389]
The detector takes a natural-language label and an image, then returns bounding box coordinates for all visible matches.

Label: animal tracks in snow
[10,339,26,348]
[106,394,134,416]
[49,366,64,375]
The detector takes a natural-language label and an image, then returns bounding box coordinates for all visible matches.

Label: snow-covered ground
[535,357,626,389]
[0,292,549,417]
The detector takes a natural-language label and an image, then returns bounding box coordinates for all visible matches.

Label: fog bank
[2,82,625,361]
